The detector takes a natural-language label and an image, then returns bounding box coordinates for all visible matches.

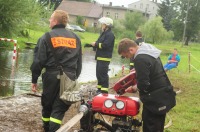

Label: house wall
[128,0,159,19]
[68,15,99,27]
[102,6,128,20]
[63,0,158,27]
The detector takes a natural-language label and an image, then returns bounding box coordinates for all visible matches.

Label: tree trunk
[184,37,189,46]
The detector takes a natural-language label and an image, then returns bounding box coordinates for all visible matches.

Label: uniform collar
[52,24,65,29]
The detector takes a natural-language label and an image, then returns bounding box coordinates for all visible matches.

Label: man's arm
[30,37,48,84]
[76,41,82,78]
[134,55,151,93]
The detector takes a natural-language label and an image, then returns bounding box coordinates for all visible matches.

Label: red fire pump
[113,71,137,95]
[79,71,141,132]
[92,94,140,116]
[92,71,139,116]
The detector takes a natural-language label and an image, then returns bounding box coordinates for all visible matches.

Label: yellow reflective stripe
[97,85,102,88]
[130,63,134,66]
[99,43,102,49]
[50,117,62,124]
[101,88,108,91]
[97,57,111,61]
[42,117,50,122]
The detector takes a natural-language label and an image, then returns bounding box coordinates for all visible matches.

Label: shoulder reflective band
[101,88,108,92]
[97,57,111,62]
[51,37,76,48]
[42,117,50,122]
[130,63,134,66]
[99,43,102,49]
[50,117,62,124]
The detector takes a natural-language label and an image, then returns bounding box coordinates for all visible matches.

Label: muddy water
[0,48,127,97]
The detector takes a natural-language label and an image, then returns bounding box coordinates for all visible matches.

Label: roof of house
[102,4,128,10]
[56,0,102,18]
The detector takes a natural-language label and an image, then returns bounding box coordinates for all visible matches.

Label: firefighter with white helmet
[98,17,113,27]
[90,17,115,94]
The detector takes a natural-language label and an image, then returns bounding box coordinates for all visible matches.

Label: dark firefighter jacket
[94,28,115,61]
[133,43,169,96]
[30,24,82,83]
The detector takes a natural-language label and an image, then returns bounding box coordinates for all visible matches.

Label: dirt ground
[0,77,130,132]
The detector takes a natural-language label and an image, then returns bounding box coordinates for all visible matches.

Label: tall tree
[0,0,42,38]
[123,12,146,32]
[157,0,176,31]
[38,0,62,10]
[141,16,174,43]
[172,0,200,45]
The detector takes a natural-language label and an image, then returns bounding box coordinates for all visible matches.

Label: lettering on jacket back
[51,37,76,48]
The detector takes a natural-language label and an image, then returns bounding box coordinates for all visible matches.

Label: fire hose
[56,105,88,132]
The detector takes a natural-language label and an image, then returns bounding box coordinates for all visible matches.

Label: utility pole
[182,0,190,47]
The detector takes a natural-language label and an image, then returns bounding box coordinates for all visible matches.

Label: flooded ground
[0,48,127,97]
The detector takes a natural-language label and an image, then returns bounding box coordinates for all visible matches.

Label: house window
[153,7,154,10]
[106,12,110,17]
[140,3,143,9]
[146,4,149,9]
[134,5,136,8]
[115,13,118,19]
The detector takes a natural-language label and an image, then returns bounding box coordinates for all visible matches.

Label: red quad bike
[79,71,142,132]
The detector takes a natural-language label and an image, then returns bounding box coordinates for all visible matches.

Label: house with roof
[57,0,102,27]
[56,0,152,27]
[128,0,159,19]
[57,1,140,27]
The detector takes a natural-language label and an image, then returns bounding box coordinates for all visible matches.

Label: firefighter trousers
[142,106,166,132]
[96,60,110,93]
[42,71,71,132]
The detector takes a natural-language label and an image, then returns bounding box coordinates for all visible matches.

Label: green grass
[17,30,200,131]
[151,43,200,132]
[16,30,99,49]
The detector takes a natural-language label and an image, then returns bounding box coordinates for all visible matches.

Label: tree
[112,12,146,40]
[0,0,43,38]
[76,16,84,25]
[157,0,177,31]
[38,0,62,10]
[123,12,146,32]
[141,16,174,43]
[68,0,92,2]
[172,0,200,45]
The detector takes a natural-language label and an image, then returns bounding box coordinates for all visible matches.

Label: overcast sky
[95,0,161,7]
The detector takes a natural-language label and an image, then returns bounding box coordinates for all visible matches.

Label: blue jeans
[164,63,177,71]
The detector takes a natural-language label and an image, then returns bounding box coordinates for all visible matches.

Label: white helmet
[98,17,113,26]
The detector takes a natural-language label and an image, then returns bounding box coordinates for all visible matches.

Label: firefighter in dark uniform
[91,17,115,94]
[30,10,82,132]
[130,31,144,70]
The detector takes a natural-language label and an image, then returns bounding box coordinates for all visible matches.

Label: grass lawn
[16,30,99,49]
[157,43,200,132]
[17,30,200,131]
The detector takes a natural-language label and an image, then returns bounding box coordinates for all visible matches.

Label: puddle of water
[0,48,126,97]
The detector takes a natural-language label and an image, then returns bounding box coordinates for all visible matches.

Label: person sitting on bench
[164,48,180,72]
